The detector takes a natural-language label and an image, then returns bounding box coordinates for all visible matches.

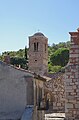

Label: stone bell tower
[28,32,48,75]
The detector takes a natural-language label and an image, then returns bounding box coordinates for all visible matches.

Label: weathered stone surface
[65,28,79,119]
[28,33,48,75]
[0,61,34,120]
[45,72,65,112]
[66,103,73,108]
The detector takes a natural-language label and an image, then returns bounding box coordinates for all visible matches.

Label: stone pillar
[65,28,79,119]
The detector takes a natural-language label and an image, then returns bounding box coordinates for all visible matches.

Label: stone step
[45,113,65,120]
[45,118,65,120]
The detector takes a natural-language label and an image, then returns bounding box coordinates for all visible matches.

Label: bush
[48,64,62,73]
[50,48,69,67]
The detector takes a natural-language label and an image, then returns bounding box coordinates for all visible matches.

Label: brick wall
[65,28,79,120]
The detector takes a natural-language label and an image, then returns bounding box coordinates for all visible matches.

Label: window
[34,43,37,51]
[35,59,37,62]
[34,42,39,52]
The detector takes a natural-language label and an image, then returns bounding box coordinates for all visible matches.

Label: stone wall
[45,72,65,113]
[65,28,79,120]
[0,61,33,120]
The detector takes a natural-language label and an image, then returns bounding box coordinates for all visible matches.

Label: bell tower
[28,32,48,75]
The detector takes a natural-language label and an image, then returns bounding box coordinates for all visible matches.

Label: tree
[10,57,28,69]
[50,48,69,67]
[48,63,62,73]
[25,46,27,60]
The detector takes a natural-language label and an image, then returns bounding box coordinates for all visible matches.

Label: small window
[34,43,37,51]
[34,42,39,52]
[35,59,37,62]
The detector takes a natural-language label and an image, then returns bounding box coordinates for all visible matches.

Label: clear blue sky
[0,0,79,53]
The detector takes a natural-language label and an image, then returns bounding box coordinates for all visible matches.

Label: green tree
[48,63,62,73]
[50,48,69,67]
[10,57,28,69]
[25,46,27,60]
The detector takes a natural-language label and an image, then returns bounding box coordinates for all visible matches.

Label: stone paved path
[45,113,65,120]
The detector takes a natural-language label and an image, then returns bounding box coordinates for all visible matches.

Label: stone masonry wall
[65,28,79,120]
[28,33,48,75]
[45,72,65,112]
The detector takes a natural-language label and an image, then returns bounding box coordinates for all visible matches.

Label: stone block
[70,92,76,95]
[57,103,61,107]
[68,99,76,103]
[66,89,74,92]
[66,86,73,89]
[75,104,79,108]
[53,103,56,107]
[70,45,79,48]
[72,85,77,89]
[75,82,78,85]
[70,83,74,85]
[66,79,72,83]
[67,96,75,99]
[70,53,79,58]
[66,103,73,108]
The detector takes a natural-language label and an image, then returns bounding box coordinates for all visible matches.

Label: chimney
[69,28,79,64]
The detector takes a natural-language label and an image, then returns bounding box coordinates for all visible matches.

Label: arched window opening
[34,42,37,51]
[34,42,39,52]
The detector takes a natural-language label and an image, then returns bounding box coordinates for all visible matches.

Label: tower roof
[34,32,44,36]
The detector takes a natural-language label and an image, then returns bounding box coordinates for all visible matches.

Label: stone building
[0,60,49,120]
[28,32,48,75]
[0,61,34,120]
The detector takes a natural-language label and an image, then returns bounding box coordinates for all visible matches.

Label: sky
[0,0,79,53]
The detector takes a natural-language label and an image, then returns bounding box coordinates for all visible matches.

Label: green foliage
[0,55,3,61]
[48,63,62,73]
[10,57,28,69]
[1,48,28,69]
[50,48,69,67]
[25,46,27,60]
[2,49,25,58]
